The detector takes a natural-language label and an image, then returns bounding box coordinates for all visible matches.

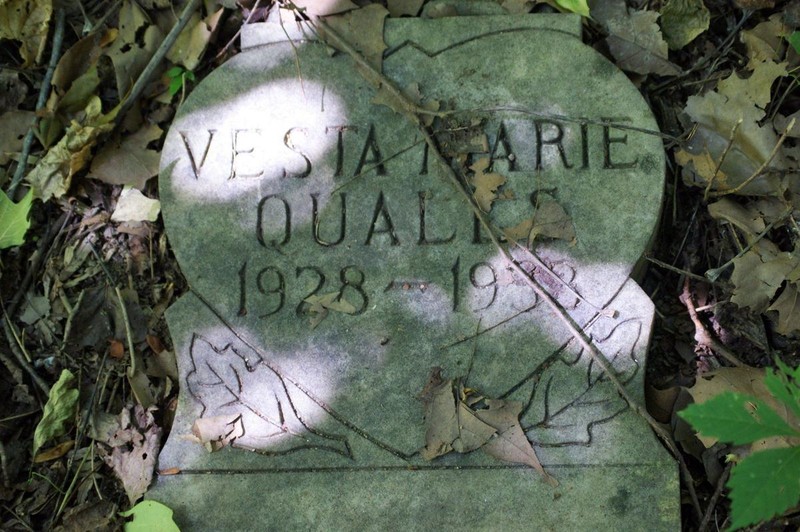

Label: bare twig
[680,278,745,368]
[645,255,711,283]
[0,347,24,387]
[699,462,732,531]
[310,14,683,461]
[8,8,66,196]
[114,0,203,127]
[2,314,50,395]
[8,211,71,317]
[703,119,741,202]
[709,118,795,198]
[704,208,791,282]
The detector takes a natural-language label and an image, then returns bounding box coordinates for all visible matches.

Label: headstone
[150,12,678,530]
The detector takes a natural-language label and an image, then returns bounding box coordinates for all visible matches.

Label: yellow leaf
[469,157,507,212]
[33,440,74,463]
[0,0,52,66]
[25,96,114,201]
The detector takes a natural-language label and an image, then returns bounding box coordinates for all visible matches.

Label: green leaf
[728,446,800,529]
[764,359,800,421]
[678,392,800,445]
[32,369,79,457]
[788,31,800,55]
[168,76,183,97]
[166,66,184,78]
[554,0,589,17]
[0,188,33,249]
[120,500,181,532]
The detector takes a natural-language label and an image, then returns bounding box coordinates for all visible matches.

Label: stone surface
[150,13,678,530]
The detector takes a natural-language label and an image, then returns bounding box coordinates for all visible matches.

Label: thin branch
[680,278,745,368]
[705,208,791,282]
[2,314,50,395]
[8,8,66,196]
[709,118,795,198]
[311,14,683,462]
[703,119,741,202]
[113,0,203,127]
[699,462,732,531]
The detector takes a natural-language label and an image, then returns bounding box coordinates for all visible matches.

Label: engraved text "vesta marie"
[178,118,639,181]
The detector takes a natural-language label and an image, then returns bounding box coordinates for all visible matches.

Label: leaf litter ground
[1,0,800,530]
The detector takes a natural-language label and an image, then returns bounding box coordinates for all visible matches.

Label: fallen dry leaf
[504,194,576,246]
[681,63,788,197]
[102,404,161,505]
[660,0,710,50]
[768,283,800,335]
[0,0,52,66]
[592,0,681,76]
[0,110,34,165]
[419,371,556,485]
[25,96,114,201]
[731,242,798,312]
[469,157,509,212]
[0,69,27,112]
[91,124,162,188]
[304,291,357,328]
[707,197,766,238]
[717,59,786,109]
[687,367,800,451]
[192,414,245,452]
[325,4,389,71]
[51,30,113,97]
[55,500,116,532]
[740,14,792,69]
[166,8,223,71]
[33,440,75,463]
[475,399,558,486]
[111,187,161,223]
[105,0,164,97]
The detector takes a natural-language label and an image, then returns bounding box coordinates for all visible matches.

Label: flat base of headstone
[149,279,678,530]
[150,466,676,530]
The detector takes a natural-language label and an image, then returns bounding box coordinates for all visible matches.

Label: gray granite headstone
[151,13,677,530]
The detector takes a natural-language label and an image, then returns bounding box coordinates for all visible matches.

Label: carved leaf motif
[509,317,642,447]
[186,334,352,457]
